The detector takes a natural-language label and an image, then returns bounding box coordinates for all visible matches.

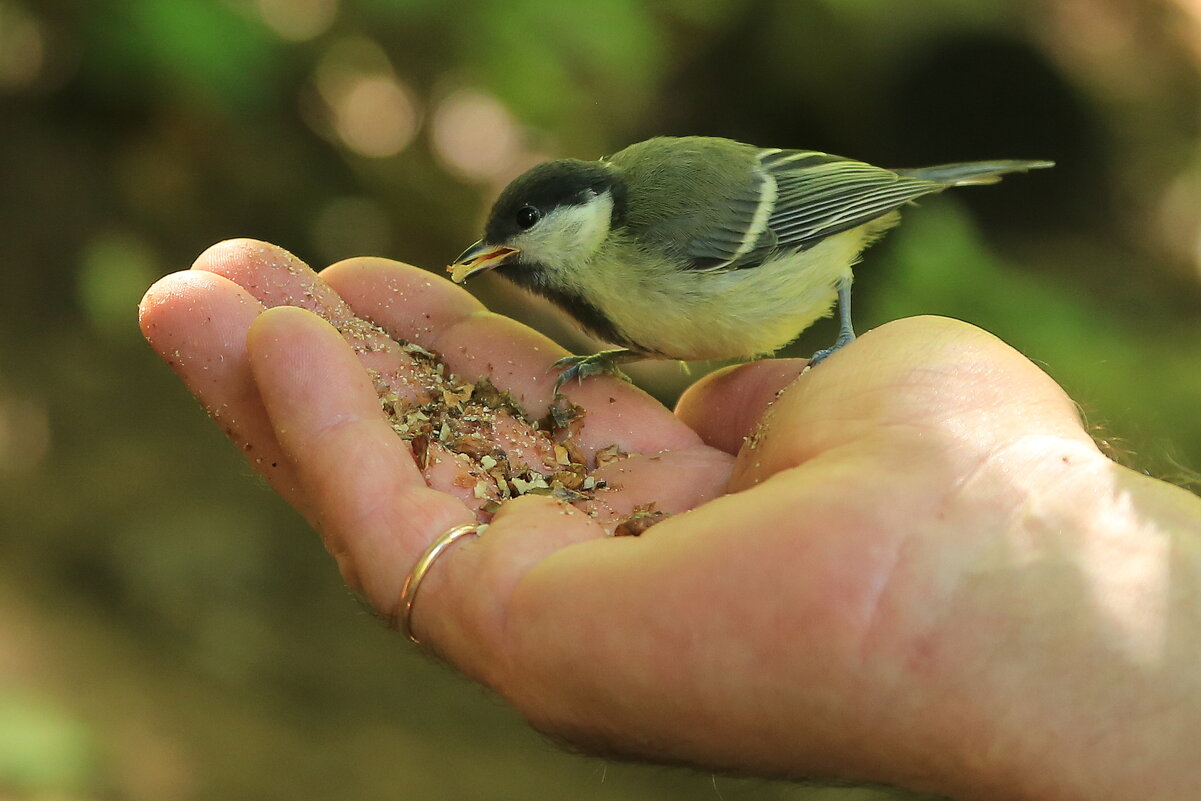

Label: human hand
[139,240,1201,801]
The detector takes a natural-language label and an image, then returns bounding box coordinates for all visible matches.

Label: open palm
[138,238,739,609]
[141,239,1175,799]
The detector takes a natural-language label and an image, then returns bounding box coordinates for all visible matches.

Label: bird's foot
[807,332,856,369]
[552,350,636,393]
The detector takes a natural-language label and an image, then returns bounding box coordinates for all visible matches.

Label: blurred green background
[1,0,1199,799]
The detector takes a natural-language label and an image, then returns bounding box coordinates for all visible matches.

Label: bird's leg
[552,348,643,393]
[808,278,856,367]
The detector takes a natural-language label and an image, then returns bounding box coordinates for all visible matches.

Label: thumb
[675,358,808,455]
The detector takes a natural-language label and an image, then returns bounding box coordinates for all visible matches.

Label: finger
[193,240,567,510]
[138,269,310,515]
[321,257,704,458]
[675,359,808,455]
[193,238,360,323]
[413,493,603,680]
[192,240,421,395]
[730,316,1095,490]
[246,304,473,611]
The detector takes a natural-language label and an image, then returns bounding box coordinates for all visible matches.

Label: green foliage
[463,0,665,127]
[77,231,161,339]
[83,0,279,106]
[871,202,1201,474]
[0,692,95,793]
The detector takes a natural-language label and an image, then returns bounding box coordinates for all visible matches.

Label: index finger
[321,256,703,458]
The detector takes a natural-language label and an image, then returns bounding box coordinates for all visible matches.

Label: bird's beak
[447,240,520,284]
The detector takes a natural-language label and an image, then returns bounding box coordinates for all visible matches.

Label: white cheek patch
[516,191,614,268]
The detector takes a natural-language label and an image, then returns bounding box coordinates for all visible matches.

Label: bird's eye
[516,206,541,230]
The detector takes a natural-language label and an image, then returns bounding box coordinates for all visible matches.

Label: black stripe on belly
[497,263,637,351]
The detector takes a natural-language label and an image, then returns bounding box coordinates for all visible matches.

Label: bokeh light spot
[431,88,524,183]
[255,0,338,42]
[77,232,160,338]
[314,37,420,158]
[334,74,418,157]
[0,689,94,792]
[0,1,45,90]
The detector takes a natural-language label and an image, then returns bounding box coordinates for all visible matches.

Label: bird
[447,136,1051,391]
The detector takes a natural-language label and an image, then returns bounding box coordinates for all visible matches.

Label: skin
[139,239,1201,801]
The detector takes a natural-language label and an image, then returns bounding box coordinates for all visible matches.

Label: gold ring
[397,522,482,645]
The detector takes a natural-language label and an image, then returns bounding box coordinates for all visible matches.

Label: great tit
[448,136,1051,389]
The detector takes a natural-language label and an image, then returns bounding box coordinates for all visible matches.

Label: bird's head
[448,159,625,286]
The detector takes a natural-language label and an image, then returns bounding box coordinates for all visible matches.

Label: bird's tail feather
[893,159,1054,186]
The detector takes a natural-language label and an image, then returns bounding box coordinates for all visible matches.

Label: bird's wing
[680,165,780,271]
[678,149,1052,271]
[682,149,948,271]
[760,149,946,251]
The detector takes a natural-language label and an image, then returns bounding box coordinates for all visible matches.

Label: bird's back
[606,137,764,262]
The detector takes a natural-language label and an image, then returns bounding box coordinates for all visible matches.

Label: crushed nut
[614,503,671,537]
[373,337,640,520]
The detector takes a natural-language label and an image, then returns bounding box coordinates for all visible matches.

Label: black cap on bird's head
[448,159,626,283]
[484,159,624,242]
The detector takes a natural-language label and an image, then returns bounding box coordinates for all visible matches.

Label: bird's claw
[807,332,856,369]
[552,352,633,393]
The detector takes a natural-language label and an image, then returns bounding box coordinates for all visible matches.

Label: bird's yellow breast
[579,223,884,361]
